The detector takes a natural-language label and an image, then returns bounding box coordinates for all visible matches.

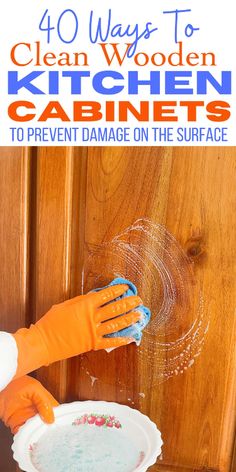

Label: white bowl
[12,401,163,472]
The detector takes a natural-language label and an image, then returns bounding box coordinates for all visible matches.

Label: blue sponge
[95,277,151,345]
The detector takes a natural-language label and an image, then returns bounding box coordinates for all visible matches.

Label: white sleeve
[0,332,18,391]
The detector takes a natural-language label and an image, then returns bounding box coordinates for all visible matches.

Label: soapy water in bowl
[31,425,140,472]
[83,218,210,383]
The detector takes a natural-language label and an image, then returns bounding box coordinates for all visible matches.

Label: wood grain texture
[0,147,235,472]
[0,148,31,471]
[29,147,88,404]
[30,147,74,402]
[70,147,236,472]
[231,440,236,472]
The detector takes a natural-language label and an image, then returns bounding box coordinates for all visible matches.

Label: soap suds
[31,425,140,472]
[90,376,98,387]
[139,393,145,398]
[84,218,209,384]
[85,371,98,387]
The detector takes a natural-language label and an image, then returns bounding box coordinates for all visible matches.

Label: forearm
[0,326,49,392]
[13,326,49,379]
[0,282,141,391]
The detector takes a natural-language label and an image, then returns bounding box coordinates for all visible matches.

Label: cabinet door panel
[69,147,236,472]
[0,148,31,471]
[0,147,235,472]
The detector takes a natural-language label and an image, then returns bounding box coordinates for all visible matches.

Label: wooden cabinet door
[0,147,235,472]
[0,149,30,472]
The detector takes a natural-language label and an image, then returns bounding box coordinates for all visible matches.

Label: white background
[0,0,235,146]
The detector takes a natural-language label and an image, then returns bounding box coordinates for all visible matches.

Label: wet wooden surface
[0,147,235,471]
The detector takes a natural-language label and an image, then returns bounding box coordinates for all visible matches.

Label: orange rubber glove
[13,284,142,379]
[0,376,59,434]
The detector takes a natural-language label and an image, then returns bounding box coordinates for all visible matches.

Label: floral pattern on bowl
[72,413,122,429]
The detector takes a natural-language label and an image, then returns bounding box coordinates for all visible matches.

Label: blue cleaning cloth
[94,277,151,345]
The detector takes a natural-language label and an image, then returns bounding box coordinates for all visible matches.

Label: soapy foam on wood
[84,218,209,383]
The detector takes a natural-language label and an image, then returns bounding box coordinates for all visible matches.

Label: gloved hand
[13,284,142,379]
[0,376,59,434]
